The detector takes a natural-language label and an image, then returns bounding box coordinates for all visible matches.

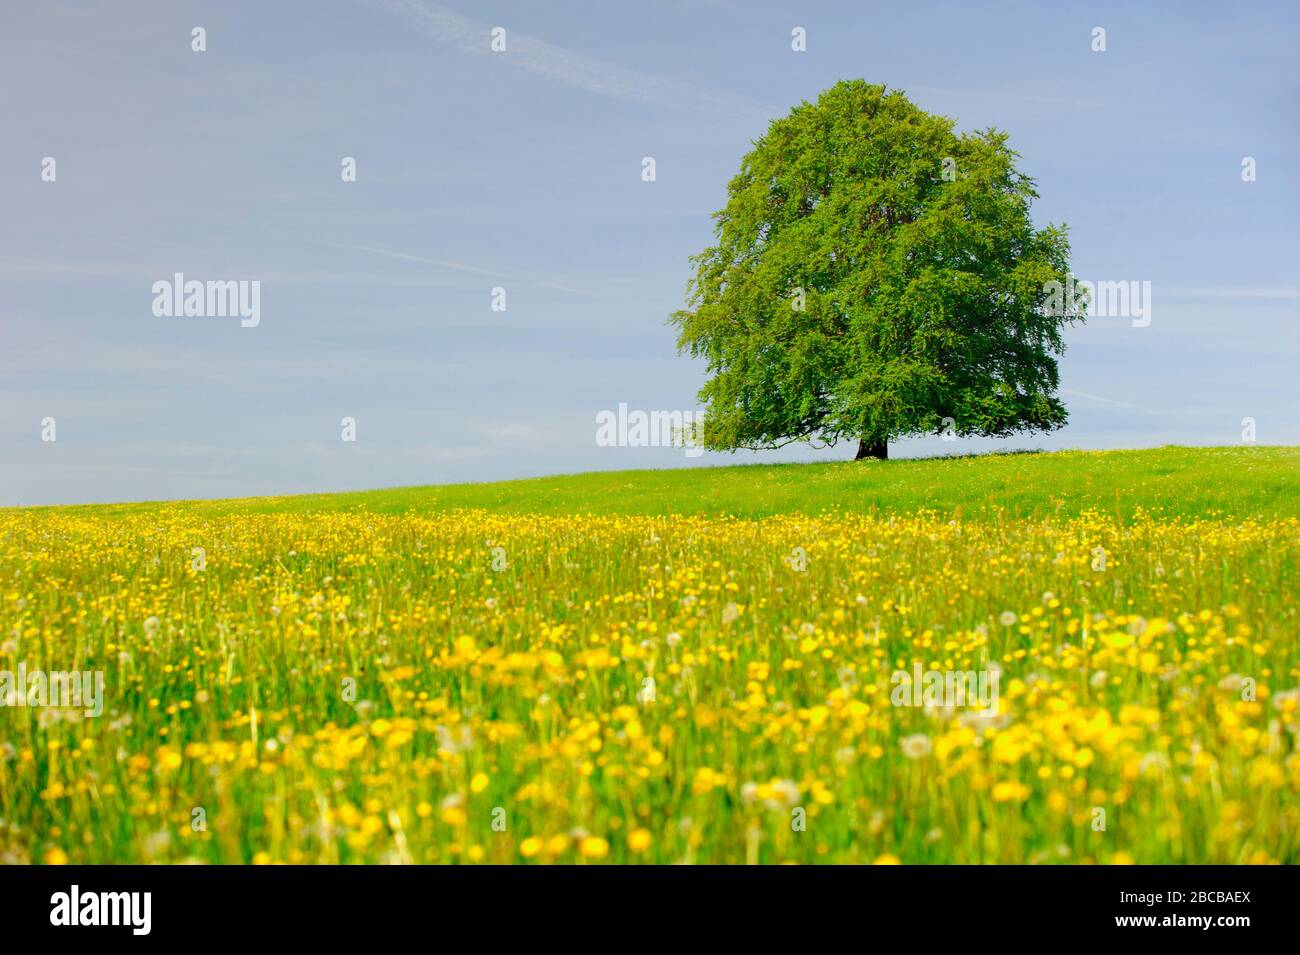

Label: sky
[2,0,1297,506]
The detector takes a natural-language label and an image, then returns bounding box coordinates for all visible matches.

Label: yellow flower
[441,806,467,826]
[626,828,652,853]
[992,781,1031,803]
[6,485,1293,865]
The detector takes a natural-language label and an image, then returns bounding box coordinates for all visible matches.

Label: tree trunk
[855,439,888,461]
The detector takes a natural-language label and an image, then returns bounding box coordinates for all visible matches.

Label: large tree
[671,80,1082,460]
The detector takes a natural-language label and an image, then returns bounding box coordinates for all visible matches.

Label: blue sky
[2,0,1297,505]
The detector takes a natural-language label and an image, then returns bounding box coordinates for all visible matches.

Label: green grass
[4,444,1297,864]
[37,445,1300,521]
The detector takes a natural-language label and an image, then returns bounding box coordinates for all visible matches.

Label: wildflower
[626,828,652,853]
[900,734,932,760]
[992,781,1030,802]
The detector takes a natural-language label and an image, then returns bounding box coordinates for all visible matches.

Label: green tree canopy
[671,80,1083,460]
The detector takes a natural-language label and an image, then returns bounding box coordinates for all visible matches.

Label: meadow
[1,445,1297,864]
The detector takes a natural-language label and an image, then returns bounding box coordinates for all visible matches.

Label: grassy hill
[48,445,1300,521]
[5,444,1297,864]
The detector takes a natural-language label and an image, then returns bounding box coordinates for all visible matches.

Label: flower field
[2,449,1298,864]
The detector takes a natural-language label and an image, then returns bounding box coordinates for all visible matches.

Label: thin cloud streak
[337,243,598,297]
[378,0,767,119]
[338,243,496,276]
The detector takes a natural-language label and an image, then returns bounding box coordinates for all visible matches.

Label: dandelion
[992,781,1030,802]
[441,806,467,826]
[3,493,1292,865]
[900,734,932,760]
[768,779,800,810]
[1271,688,1300,712]
[544,834,570,856]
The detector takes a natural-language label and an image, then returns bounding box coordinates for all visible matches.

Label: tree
[671,80,1083,461]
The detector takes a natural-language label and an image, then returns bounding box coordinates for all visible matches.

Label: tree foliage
[671,80,1083,457]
